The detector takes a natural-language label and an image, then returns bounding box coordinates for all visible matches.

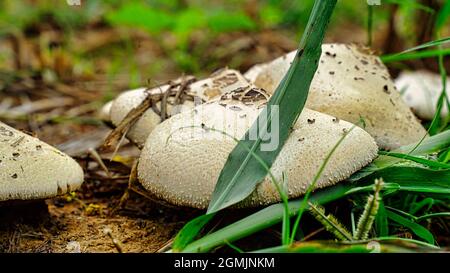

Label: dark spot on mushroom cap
[298,137,305,142]
[383,85,390,94]
[307,119,316,124]
[332,117,340,123]
[11,173,18,179]
[355,65,360,70]
[12,153,20,157]
[361,60,369,65]
[36,145,42,151]
[229,106,242,111]
[329,71,335,75]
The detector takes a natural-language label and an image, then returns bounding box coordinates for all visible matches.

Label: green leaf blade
[386,210,435,244]
[207,0,337,214]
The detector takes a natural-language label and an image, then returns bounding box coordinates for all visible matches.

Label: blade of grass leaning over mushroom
[246,43,428,150]
[206,0,338,214]
[0,122,84,202]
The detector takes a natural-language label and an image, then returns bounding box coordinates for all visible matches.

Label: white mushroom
[98,101,113,122]
[395,70,449,120]
[246,43,427,150]
[243,63,269,83]
[0,122,84,201]
[110,69,251,146]
[137,87,378,209]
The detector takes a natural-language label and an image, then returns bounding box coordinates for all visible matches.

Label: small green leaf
[172,213,216,252]
[376,200,389,237]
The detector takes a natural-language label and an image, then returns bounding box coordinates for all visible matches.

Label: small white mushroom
[246,43,427,150]
[137,87,378,209]
[395,70,449,120]
[0,122,84,201]
[110,69,251,146]
[98,101,113,122]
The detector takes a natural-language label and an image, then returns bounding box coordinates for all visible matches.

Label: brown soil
[0,127,202,253]
[0,178,201,253]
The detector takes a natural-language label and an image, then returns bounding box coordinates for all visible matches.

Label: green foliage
[172,213,216,252]
[208,10,257,33]
[106,2,174,34]
[386,210,435,244]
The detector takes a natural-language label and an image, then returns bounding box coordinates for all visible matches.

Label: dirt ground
[0,135,202,253]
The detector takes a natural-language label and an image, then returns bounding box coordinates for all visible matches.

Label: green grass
[169,0,450,254]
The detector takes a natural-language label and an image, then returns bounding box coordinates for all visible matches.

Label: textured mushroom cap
[244,63,269,83]
[248,43,427,150]
[98,101,113,122]
[137,92,378,209]
[395,70,449,120]
[0,122,84,201]
[110,69,250,146]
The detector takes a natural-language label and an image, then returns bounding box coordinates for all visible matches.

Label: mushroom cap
[395,70,449,120]
[98,101,113,122]
[0,122,84,201]
[248,43,427,150]
[110,69,251,146]
[244,63,269,83]
[137,88,378,209]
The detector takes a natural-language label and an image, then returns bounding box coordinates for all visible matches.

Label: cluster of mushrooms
[2,43,447,209]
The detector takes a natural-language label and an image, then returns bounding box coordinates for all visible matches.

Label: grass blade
[381,48,450,63]
[386,210,435,244]
[172,213,216,252]
[378,151,450,169]
[183,183,352,253]
[181,167,449,252]
[253,238,439,253]
[391,37,450,55]
[435,0,450,32]
[207,0,337,214]
[375,200,389,237]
